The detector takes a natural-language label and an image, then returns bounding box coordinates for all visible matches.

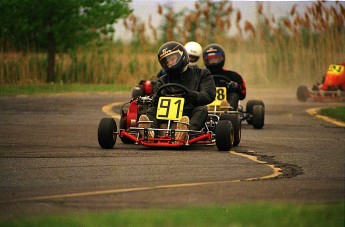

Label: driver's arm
[195,69,216,105]
[151,76,166,107]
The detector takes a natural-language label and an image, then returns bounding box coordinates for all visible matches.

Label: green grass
[0,202,343,226]
[0,83,131,96]
[319,107,345,122]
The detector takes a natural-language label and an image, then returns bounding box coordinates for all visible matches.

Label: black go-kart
[209,75,265,130]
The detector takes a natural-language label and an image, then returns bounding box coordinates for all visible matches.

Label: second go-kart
[209,75,265,130]
[98,83,241,151]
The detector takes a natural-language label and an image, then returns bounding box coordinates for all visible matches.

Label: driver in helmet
[203,44,246,110]
[139,41,216,140]
[184,41,203,67]
[157,41,203,78]
[313,62,345,92]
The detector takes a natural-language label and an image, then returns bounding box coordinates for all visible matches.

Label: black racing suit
[146,66,216,131]
[156,69,167,78]
[211,69,246,110]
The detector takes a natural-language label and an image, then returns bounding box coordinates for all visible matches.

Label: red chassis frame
[307,90,345,102]
[119,129,213,148]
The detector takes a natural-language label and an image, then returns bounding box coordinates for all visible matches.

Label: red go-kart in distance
[297,63,345,102]
[98,83,240,151]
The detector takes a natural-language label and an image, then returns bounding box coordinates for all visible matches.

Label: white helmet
[184,41,202,66]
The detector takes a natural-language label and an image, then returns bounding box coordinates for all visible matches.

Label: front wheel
[216,120,234,151]
[98,118,117,149]
[220,112,241,146]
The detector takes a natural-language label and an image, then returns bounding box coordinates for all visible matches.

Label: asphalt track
[0,88,344,218]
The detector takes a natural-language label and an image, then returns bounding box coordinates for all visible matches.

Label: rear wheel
[98,118,117,149]
[216,120,234,151]
[246,100,265,124]
[220,112,241,146]
[297,85,309,102]
[252,105,265,129]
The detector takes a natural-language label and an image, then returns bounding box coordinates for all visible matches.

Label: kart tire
[119,114,135,144]
[98,118,117,149]
[246,100,265,124]
[251,105,265,129]
[296,85,309,102]
[131,87,143,98]
[216,120,234,151]
[220,112,241,146]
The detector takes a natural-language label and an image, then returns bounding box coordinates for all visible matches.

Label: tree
[0,0,132,82]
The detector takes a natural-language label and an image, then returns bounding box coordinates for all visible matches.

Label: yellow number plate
[209,87,227,106]
[328,64,344,75]
[156,97,185,120]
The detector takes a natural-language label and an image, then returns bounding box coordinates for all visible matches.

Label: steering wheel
[156,83,189,97]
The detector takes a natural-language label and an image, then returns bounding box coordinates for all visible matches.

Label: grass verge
[0,202,343,226]
[319,106,345,122]
[0,83,131,96]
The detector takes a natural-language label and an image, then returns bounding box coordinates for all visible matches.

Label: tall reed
[0,1,344,87]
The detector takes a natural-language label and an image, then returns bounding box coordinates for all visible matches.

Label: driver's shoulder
[188,66,211,77]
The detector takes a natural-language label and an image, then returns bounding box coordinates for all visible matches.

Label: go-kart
[297,85,345,102]
[98,83,240,151]
[297,64,345,102]
[209,75,265,130]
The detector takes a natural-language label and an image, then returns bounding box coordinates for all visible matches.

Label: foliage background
[0,0,344,87]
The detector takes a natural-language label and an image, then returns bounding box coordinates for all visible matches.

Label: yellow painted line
[4,151,281,203]
[306,107,345,127]
[102,102,123,119]
[230,151,282,180]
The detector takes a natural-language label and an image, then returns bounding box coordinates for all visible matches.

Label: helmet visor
[203,52,224,65]
[189,55,199,63]
[159,50,183,70]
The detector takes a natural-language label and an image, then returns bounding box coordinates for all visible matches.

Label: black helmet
[158,41,189,76]
[203,44,225,73]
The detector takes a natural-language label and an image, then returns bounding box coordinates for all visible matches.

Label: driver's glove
[227,81,239,90]
[184,91,198,105]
